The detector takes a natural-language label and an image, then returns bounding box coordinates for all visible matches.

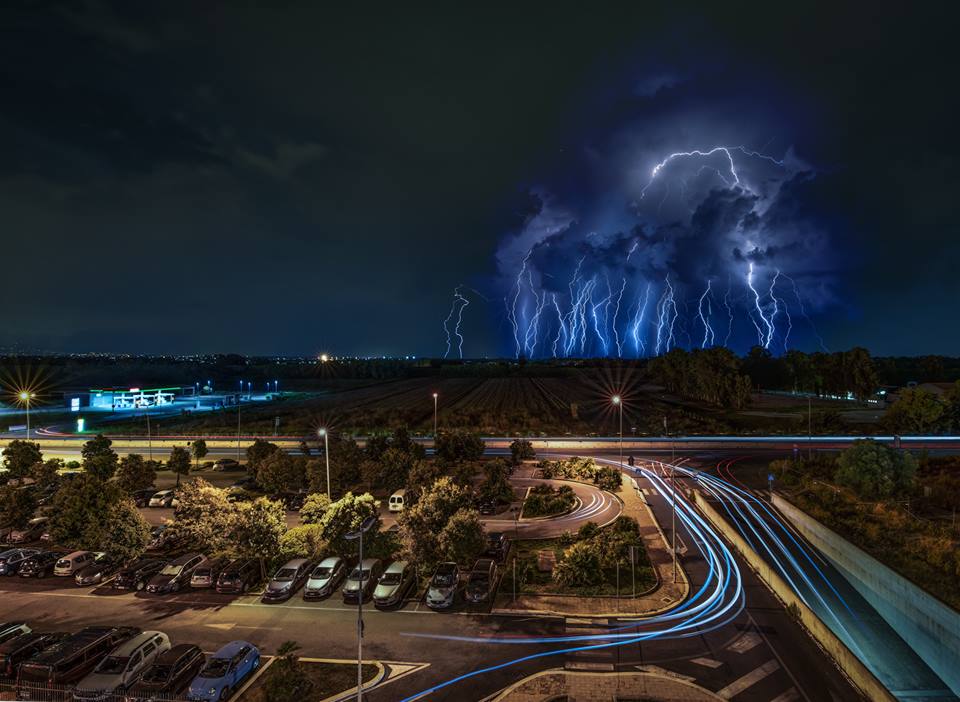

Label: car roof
[62,551,90,559]
[156,643,201,664]
[29,627,134,664]
[357,558,380,568]
[435,562,458,572]
[168,553,203,565]
[0,631,58,654]
[212,640,251,659]
[316,556,341,568]
[383,560,407,573]
[279,558,309,569]
[473,558,495,569]
[110,632,163,656]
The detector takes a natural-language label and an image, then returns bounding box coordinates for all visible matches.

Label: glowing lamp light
[319,353,329,363]
[318,428,327,437]
[612,395,621,405]
[18,391,30,401]
[432,392,438,399]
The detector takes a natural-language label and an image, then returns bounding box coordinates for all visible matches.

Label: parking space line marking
[716,660,780,699]
[691,657,723,669]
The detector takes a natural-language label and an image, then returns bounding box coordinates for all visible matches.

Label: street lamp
[345,515,377,702]
[236,380,243,463]
[318,428,331,500]
[663,415,677,583]
[611,395,623,472]
[18,391,33,440]
[432,392,438,438]
[247,381,252,400]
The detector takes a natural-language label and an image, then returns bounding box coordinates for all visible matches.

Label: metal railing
[0,680,192,702]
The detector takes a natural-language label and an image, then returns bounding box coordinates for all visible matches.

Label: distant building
[64,386,195,412]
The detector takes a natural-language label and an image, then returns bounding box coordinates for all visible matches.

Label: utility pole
[432,392,438,438]
[345,517,376,702]
[146,411,152,461]
[808,395,813,459]
[319,428,331,500]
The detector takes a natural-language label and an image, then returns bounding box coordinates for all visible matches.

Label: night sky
[2,3,958,357]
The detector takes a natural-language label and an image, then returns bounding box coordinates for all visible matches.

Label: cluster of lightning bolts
[443,146,827,358]
[401,456,874,701]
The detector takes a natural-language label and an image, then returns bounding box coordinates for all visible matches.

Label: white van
[388,489,407,513]
[54,551,97,577]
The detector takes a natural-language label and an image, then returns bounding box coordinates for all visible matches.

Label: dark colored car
[212,459,241,472]
[261,558,312,603]
[215,559,260,595]
[16,626,139,696]
[146,525,181,552]
[0,550,40,577]
[74,554,124,587]
[478,500,497,515]
[484,532,510,561]
[132,489,157,508]
[113,559,165,591]
[191,558,230,589]
[0,624,30,646]
[127,644,205,700]
[0,633,67,680]
[19,552,65,578]
[146,554,206,594]
[465,558,498,604]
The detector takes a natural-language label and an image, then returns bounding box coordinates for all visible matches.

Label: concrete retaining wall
[773,494,960,697]
[694,491,895,702]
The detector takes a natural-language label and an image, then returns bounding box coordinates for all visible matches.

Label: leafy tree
[360,447,415,493]
[257,452,306,494]
[278,524,326,562]
[232,497,287,578]
[883,388,946,434]
[943,381,960,432]
[263,642,313,702]
[1,440,42,481]
[47,475,123,549]
[407,459,444,498]
[246,439,280,475]
[554,541,603,587]
[437,508,485,565]
[116,454,156,494]
[173,478,236,553]
[299,493,332,525]
[435,430,484,465]
[191,439,209,469]
[509,439,536,464]
[835,439,917,499]
[304,460,330,498]
[0,484,37,528]
[101,499,151,562]
[81,434,118,474]
[306,437,363,497]
[478,459,514,503]
[398,477,476,568]
[316,492,382,558]
[34,458,62,489]
[168,446,192,487]
[299,441,312,457]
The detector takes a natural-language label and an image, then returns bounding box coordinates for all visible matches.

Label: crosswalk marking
[716,660,781,699]
[691,657,724,669]
[727,631,762,653]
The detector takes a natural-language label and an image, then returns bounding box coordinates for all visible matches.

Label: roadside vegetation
[537,456,622,492]
[247,641,378,702]
[771,440,960,609]
[522,484,576,518]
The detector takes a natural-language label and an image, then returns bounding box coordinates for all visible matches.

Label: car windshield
[273,568,296,581]
[140,665,170,683]
[311,566,331,578]
[348,567,370,581]
[160,564,183,576]
[432,572,455,587]
[380,572,402,585]
[470,574,489,585]
[96,656,129,674]
[201,658,230,678]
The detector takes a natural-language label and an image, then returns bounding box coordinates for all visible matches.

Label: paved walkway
[491,668,723,701]
[493,472,688,617]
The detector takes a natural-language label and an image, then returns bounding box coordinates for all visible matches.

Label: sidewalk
[490,668,723,701]
[493,473,688,617]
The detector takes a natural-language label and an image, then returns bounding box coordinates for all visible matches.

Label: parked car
[0,623,30,646]
[0,632,67,680]
[484,532,510,561]
[341,558,383,604]
[19,551,66,578]
[73,631,171,701]
[303,557,347,600]
[147,490,178,508]
[0,524,15,543]
[425,562,460,609]
[478,500,497,515]
[16,626,139,694]
[212,459,241,472]
[214,559,260,595]
[0,549,40,576]
[191,558,230,589]
[146,525,181,552]
[54,551,98,577]
[113,559,165,591]
[187,641,260,702]
[131,489,157,508]
[128,644,205,699]
[74,554,123,587]
[373,560,416,608]
[465,558,498,604]
[146,554,207,594]
[8,518,48,544]
[388,489,407,513]
[261,558,311,603]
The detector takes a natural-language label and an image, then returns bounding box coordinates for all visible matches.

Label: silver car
[262,558,311,603]
[373,560,416,608]
[342,559,383,604]
[426,562,460,609]
[303,557,347,600]
[73,631,170,701]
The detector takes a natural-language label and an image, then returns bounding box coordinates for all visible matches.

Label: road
[0,451,870,701]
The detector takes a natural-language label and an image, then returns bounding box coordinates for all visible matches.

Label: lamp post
[318,428,331,500]
[432,392,438,438]
[612,395,623,472]
[236,380,243,463]
[18,392,32,440]
[664,415,677,583]
[345,516,377,702]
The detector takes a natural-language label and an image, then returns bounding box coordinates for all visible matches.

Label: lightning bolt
[612,278,627,357]
[746,262,775,348]
[723,277,735,347]
[630,283,651,357]
[442,286,470,359]
[698,279,715,348]
[654,277,677,355]
[782,273,828,352]
[641,145,785,199]
[507,249,532,358]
